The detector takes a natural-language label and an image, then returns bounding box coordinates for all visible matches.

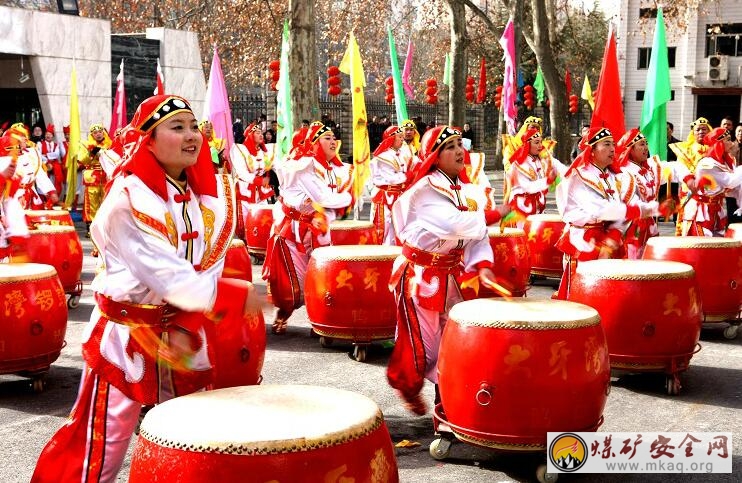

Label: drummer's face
[592,139,615,169]
[392,132,404,150]
[528,137,542,156]
[694,123,709,142]
[630,139,649,163]
[436,137,464,178]
[318,132,337,159]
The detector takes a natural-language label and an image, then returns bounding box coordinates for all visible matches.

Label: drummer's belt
[95,293,179,327]
[691,193,724,206]
[402,244,463,270]
[277,200,324,252]
[83,167,106,186]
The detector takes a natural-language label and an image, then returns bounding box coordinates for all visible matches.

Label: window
[636,90,675,101]
[705,23,742,56]
[639,7,676,19]
[637,47,677,69]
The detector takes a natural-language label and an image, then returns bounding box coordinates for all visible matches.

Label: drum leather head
[138,385,384,454]
[575,259,695,280]
[230,238,246,247]
[311,245,401,262]
[526,213,563,221]
[487,227,525,238]
[449,298,600,330]
[0,262,57,281]
[329,220,375,230]
[646,236,742,249]
[29,225,76,234]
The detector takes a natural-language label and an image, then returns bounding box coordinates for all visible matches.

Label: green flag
[443,53,452,86]
[387,27,408,123]
[533,67,545,104]
[640,7,671,161]
[275,20,293,164]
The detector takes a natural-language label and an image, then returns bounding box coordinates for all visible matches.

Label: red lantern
[495,85,503,93]
[385,93,394,104]
[425,86,437,96]
[425,78,438,103]
[269,60,280,71]
[546,99,551,108]
[327,65,341,96]
[426,95,438,105]
[328,85,342,96]
[494,91,502,109]
[523,85,534,93]
[426,78,438,88]
[466,92,475,103]
[268,60,280,91]
[465,84,475,94]
[271,71,280,82]
[569,94,579,114]
[270,81,278,91]
[385,76,394,87]
[328,76,341,86]
[327,65,340,76]
[466,76,475,85]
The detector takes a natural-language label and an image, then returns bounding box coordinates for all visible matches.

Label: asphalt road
[1,192,741,482]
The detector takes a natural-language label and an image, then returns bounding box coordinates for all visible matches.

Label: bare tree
[288,0,320,127]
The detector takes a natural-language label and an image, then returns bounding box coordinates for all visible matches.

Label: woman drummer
[32,95,261,482]
[386,126,510,415]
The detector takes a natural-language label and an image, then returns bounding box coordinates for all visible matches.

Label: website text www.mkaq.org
[604,460,716,473]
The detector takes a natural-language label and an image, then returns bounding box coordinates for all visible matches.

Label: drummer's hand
[160,328,196,365]
[496,204,512,219]
[48,192,60,205]
[243,284,270,316]
[478,267,498,290]
[1,163,15,179]
[685,177,698,194]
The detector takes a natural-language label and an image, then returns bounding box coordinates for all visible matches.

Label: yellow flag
[581,75,595,110]
[339,32,370,213]
[65,63,81,206]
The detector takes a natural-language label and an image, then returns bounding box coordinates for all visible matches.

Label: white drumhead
[25,209,71,217]
[330,220,374,230]
[139,385,383,454]
[29,225,76,234]
[0,262,57,281]
[526,213,563,222]
[487,227,525,238]
[646,236,742,249]
[230,238,246,248]
[449,298,600,330]
[576,259,695,280]
[311,244,401,262]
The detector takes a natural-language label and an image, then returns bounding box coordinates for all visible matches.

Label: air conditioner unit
[708,54,729,81]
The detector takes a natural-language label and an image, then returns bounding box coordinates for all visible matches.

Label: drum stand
[67,279,83,309]
[429,403,561,483]
[611,343,702,396]
[703,311,741,340]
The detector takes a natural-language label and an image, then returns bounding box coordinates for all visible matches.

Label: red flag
[476,57,487,103]
[154,58,165,96]
[590,28,626,140]
[565,68,572,97]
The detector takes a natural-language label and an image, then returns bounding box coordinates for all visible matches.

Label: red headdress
[701,127,735,168]
[297,121,342,168]
[565,127,614,178]
[613,128,645,172]
[373,125,403,157]
[510,127,542,165]
[62,125,70,135]
[45,124,55,135]
[242,122,266,156]
[409,125,462,185]
[116,95,216,200]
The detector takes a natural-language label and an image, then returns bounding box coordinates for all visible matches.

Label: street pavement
[1,175,741,482]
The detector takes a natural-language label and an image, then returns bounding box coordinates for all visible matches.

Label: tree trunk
[446,0,468,126]
[289,0,319,129]
[527,0,571,164]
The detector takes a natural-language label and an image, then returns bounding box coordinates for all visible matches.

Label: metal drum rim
[646,236,742,249]
[229,238,246,247]
[310,245,402,261]
[449,299,601,330]
[525,213,563,222]
[28,225,76,234]
[329,220,375,230]
[0,262,58,282]
[486,227,526,237]
[574,259,696,280]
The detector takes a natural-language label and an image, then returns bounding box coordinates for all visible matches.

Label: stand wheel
[536,464,558,483]
[352,345,367,362]
[31,377,45,393]
[666,375,681,396]
[250,255,262,265]
[429,436,452,460]
[309,328,320,338]
[723,325,739,340]
[67,295,80,309]
[319,336,333,348]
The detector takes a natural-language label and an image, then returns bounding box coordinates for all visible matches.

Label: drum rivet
[121,309,128,317]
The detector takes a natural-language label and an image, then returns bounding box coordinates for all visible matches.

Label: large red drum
[305,245,400,344]
[24,209,74,228]
[726,223,742,240]
[330,220,379,245]
[523,213,564,278]
[222,238,252,282]
[244,204,274,259]
[206,310,265,390]
[643,236,742,322]
[484,227,530,297]
[567,259,702,394]
[437,299,609,450]
[12,225,83,297]
[0,264,68,384]
[129,385,399,482]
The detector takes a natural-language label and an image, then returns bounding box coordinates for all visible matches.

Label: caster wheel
[32,378,45,393]
[309,328,320,338]
[666,375,681,396]
[67,296,80,309]
[723,325,739,340]
[250,255,262,265]
[536,464,558,483]
[319,336,333,348]
[429,437,452,460]
[352,345,367,362]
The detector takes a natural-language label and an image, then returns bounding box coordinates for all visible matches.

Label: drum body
[129,385,399,482]
[25,209,74,228]
[568,259,702,373]
[523,214,564,278]
[206,310,265,390]
[305,245,400,342]
[481,227,530,297]
[13,225,83,294]
[222,239,252,282]
[0,264,68,374]
[437,299,609,450]
[643,237,742,322]
[330,220,379,246]
[726,223,742,240]
[244,204,274,258]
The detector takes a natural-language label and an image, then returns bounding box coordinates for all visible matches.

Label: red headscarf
[409,125,462,185]
[294,121,342,168]
[613,128,645,172]
[242,122,266,156]
[701,127,735,168]
[116,95,216,200]
[565,127,614,178]
[373,125,403,157]
[510,127,542,165]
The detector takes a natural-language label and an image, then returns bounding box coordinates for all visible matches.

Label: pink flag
[498,19,517,134]
[154,58,165,96]
[110,59,127,133]
[476,57,487,103]
[402,38,415,98]
[203,45,235,161]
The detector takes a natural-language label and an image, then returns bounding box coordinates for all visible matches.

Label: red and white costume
[370,126,411,245]
[262,122,352,332]
[15,144,57,209]
[0,137,28,260]
[32,95,253,483]
[38,125,65,193]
